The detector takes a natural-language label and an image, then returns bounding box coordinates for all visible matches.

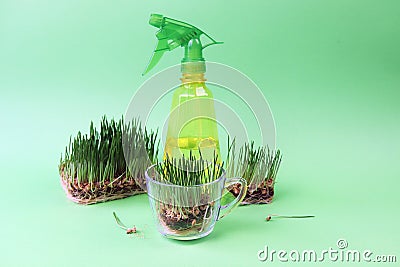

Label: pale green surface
[1,1,399,266]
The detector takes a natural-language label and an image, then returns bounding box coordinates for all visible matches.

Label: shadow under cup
[145,165,247,240]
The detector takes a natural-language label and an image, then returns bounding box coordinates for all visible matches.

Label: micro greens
[154,152,224,186]
[59,116,159,186]
[226,138,282,190]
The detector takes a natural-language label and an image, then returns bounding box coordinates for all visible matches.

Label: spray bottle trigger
[142,38,169,75]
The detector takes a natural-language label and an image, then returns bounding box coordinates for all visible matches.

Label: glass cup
[145,164,247,240]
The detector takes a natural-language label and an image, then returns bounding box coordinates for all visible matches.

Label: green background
[1,0,399,266]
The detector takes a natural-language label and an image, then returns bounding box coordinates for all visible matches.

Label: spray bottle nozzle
[149,14,163,28]
[142,14,222,76]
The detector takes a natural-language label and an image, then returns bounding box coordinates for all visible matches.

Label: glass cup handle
[218,177,247,220]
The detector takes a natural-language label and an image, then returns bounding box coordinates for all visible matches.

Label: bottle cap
[181,62,206,74]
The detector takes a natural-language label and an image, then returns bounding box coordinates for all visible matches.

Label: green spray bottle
[143,14,222,162]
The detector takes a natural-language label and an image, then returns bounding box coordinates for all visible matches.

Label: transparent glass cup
[145,165,247,240]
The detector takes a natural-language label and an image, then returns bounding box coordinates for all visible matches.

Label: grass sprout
[59,116,159,187]
[226,138,282,192]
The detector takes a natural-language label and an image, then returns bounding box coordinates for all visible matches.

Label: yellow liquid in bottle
[164,136,221,162]
[164,72,221,162]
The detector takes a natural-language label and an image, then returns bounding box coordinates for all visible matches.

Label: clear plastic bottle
[164,70,221,161]
[143,14,222,162]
